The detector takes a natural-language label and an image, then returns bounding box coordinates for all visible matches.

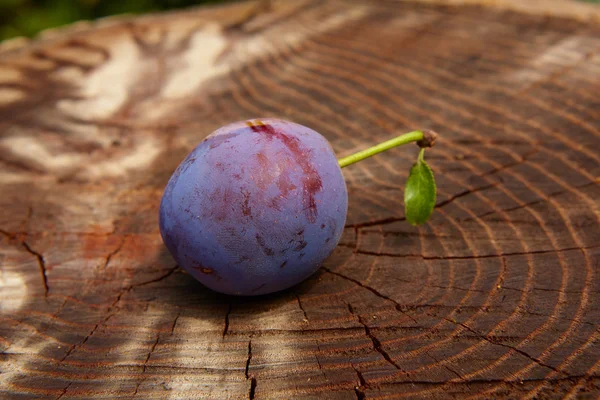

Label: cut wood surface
[1,0,599,398]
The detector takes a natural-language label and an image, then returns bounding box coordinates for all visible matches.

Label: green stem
[337,130,424,168]
[418,147,426,163]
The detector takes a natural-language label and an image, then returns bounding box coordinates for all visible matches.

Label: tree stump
[1,0,599,398]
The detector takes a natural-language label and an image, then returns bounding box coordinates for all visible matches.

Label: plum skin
[159,118,348,296]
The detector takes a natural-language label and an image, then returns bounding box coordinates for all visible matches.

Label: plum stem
[337,130,438,168]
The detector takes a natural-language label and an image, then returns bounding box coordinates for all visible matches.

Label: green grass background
[0,0,598,41]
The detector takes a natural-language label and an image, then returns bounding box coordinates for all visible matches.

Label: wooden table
[1,0,599,398]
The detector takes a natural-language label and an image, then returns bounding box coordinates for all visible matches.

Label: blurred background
[0,0,229,41]
[1,0,599,41]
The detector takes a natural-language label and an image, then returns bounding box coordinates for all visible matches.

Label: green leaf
[404,149,436,225]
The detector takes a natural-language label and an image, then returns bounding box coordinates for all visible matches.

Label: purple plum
[159,118,347,295]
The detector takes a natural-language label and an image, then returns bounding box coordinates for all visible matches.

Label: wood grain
[1,0,599,398]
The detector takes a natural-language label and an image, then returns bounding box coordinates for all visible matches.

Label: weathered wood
[1,0,599,398]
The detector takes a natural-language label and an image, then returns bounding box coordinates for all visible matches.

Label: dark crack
[134,313,179,396]
[352,244,599,260]
[361,230,451,239]
[112,266,181,311]
[324,267,418,324]
[348,303,406,373]
[170,314,180,336]
[445,318,567,376]
[345,216,405,229]
[55,383,71,400]
[110,265,179,309]
[102,237,126,269]
[194,325,428,335]
[354,386,366,399]
[21,241,48,297]
[423,283,484,293]
[245,340,252,379]
[61,268,179,362]
[104,363,600,384]
[380,375,598,386]
[142,336,160,373]
[314,340,326,380]
[352,365,367,400]
[426,351,464,381]
[129,266,179,288]
[511,308,598,328]
[462,181,598,221]
[434,183,498,210]
[223,303,232,337]
[502,286,600,295]
[249,377,257,400]
[344,183,497,229]
[297,295,309,322]
[347,167,596,230]
[61,322,100,362]
[477,148,539,179]
[60,300,121,362]
[0,228,14,239]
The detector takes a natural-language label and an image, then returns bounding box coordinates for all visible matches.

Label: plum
[159,118,348,295]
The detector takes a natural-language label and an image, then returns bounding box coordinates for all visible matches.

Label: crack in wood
[345,216,405,229]
[503,286,600,295]
[0,228,15,239]
[212,326,429,336]
[249,377,257,400]
[426,351,465,381]
[476,148,539,179]
[324,267,418,324]
[170,314,180,336]
[352,365,367,400]
[223,303,232,337]
[132,333,161,396]
[422,283,485,293]
[61,322,100,362]
[352,244,600,259]
[109,265,179,310]
[345,182,498,229]
[369,375,600,387]
[348,303,407,374]
[134,313,179,396]
[101,236,126,270]
[346,177,595,231]
[143,335,161,372]
[55,382,72,400]
[245,340,252,379]
[313,340,327,381]
[434,183,498,210]
[60,267,179,362]
[444,318,568,376]
[297,294,309,322]
[462,181,598,221]
[512,308,598,328]
[361,230,451,239]
[123,266,180,292]
[21,241,49,297]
